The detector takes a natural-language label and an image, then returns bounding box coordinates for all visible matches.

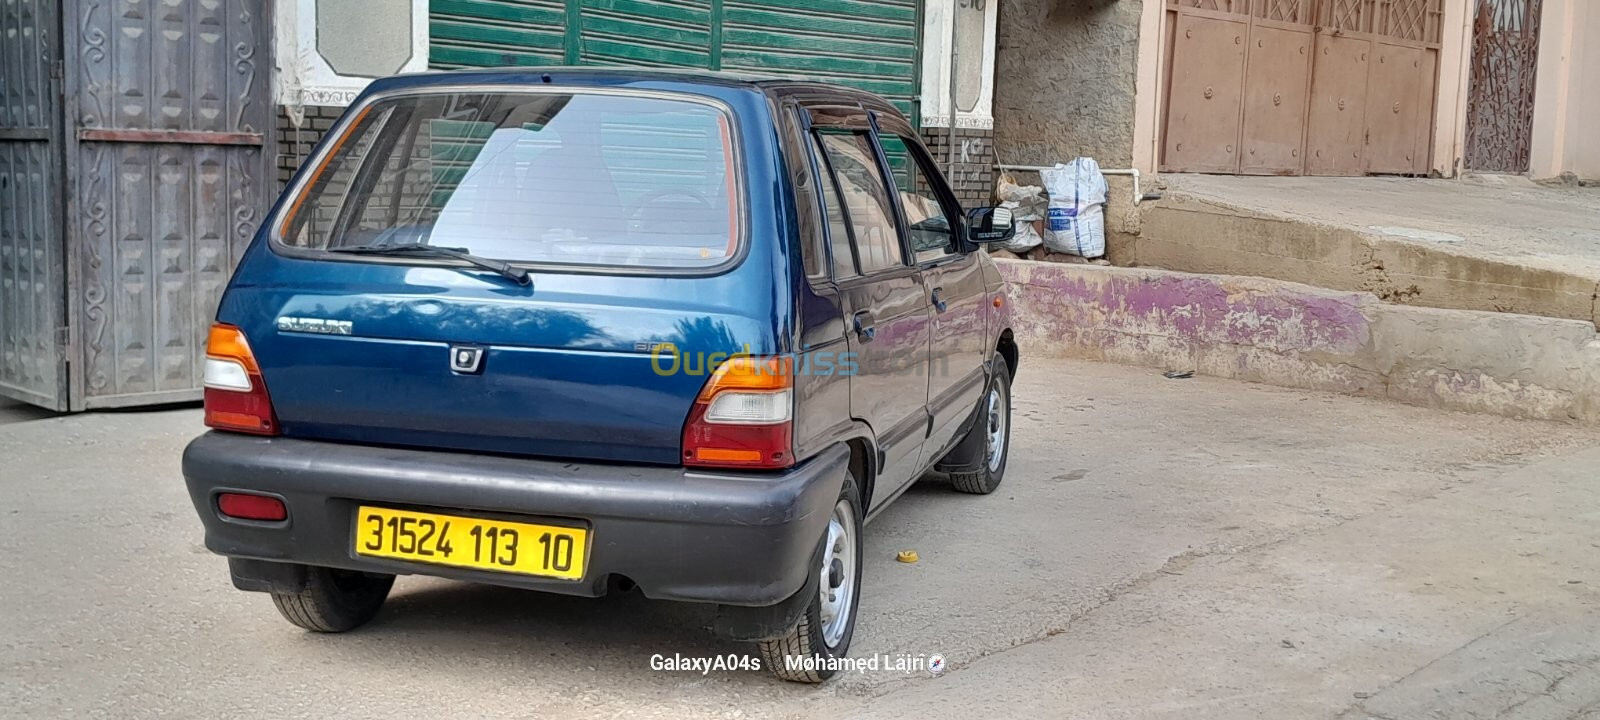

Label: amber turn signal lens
[203,323,279,436]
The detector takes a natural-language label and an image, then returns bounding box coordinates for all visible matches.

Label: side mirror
[965,206,1016,244]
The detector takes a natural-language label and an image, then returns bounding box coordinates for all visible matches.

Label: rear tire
[270,566,394,633]
[950,353,1011,495]
[759,472,864,683]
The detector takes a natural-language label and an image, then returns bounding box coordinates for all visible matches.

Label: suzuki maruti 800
[183,69,1019,682]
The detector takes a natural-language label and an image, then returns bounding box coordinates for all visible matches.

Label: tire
[950,353,1012,495]
[270,566,394,633]
[758,472,864,683]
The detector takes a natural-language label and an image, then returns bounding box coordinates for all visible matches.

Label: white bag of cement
[994,174,1045,253]
[996,201,1043,253]
[1041,158,1107,258]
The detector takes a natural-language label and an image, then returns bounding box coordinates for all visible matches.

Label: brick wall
[275,105,345,190]
[921,126,996,207]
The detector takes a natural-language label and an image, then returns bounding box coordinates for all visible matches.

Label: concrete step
[998,258,1600,425]
[1113,176,1600,329]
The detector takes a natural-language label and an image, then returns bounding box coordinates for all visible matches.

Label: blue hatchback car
[183,68,1019,682]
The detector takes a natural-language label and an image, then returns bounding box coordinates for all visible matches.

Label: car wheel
[758,471,864,683]
[270,566,394,633]
[950,353,1011,495]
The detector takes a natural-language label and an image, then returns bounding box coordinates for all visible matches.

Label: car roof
[365,67,902,116]
[395,66,785,85]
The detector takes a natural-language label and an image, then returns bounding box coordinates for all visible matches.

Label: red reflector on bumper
[217,493,287,521]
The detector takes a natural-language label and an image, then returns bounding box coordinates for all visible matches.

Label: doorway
[1160,0,1445,176]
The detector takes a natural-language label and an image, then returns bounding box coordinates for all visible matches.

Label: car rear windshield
[277,90,741,270]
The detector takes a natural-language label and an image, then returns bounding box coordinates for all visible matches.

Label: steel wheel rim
[817,499,856,647]
[986,384,1007,472]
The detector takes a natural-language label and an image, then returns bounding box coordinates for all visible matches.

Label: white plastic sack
[996,201,1043,253]
[993,174,1045,253]
[1041,158,1107,258]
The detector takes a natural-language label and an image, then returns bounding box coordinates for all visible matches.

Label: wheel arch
[844,436,874,516]
[996,329,1019,379]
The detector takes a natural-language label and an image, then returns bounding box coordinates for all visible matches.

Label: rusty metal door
[0,0,68,410]
[1304,0,1444,175]
[1160,0,1319,175]
[1464,0,1542,172]
[1239,3,1315,175]
[1162,0,1444,176]
[1365,44,1428,173]
[1163,8,1251,173]
[1305,33,1371,174]
[62,0,271,409]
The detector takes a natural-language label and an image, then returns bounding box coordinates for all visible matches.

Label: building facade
[994,0,1598,182]
[274,0,1002,203]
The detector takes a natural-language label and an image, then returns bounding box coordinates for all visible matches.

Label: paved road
[3,359,1598,719]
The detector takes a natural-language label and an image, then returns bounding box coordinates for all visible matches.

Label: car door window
[878,135,958,264]
[808,134,859,280]
[815,131,906,275]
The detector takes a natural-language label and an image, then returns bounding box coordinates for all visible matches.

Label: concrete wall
[993,0,1142,168]
[1432,0,1475,178]
[1130,189,1600,328]
[999,259,1600,424]
[1529,0,1600,180]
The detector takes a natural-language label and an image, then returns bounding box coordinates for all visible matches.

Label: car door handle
[930,287,948,314]
[852,311,877,343]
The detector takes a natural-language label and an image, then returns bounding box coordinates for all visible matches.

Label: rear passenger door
[805,115,933,509]
[876,131,989,461]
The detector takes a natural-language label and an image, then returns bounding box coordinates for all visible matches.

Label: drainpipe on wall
[947,0,959,173]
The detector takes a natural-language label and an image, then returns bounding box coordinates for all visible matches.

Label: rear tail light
[203,323,279,435]
[217,492,287,522]
[683,356,794,469]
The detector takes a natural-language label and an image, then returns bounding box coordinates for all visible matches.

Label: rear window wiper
[327,243,531,286]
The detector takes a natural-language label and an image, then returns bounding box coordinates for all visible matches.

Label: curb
[997,259,1600,424]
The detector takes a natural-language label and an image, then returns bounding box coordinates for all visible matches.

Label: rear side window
[815,132,905,275]
[277,90,741,270]
[808,135,858,280]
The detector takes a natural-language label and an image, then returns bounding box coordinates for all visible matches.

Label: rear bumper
[181,432,849,608]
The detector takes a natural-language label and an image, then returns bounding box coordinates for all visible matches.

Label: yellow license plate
[354,506,588,581]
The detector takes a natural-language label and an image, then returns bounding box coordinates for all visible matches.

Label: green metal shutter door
[578,0,713,68]
[428,0,921,123]
[430,0,569,67]
[719,0,920,122]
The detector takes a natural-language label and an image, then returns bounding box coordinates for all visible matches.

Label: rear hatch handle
[328,243,531,286]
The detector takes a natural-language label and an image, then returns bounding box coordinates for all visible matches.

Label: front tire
[759,472,864,683]
[270,566,394,633]
[950,353,1012,495]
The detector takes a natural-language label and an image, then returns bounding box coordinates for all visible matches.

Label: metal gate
[1162,0,1444,176]
[64,0,272,409]
[0,0,271,411]
[428,0,924,122]
[1463,0,1541,172]
[0,0,67,409]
